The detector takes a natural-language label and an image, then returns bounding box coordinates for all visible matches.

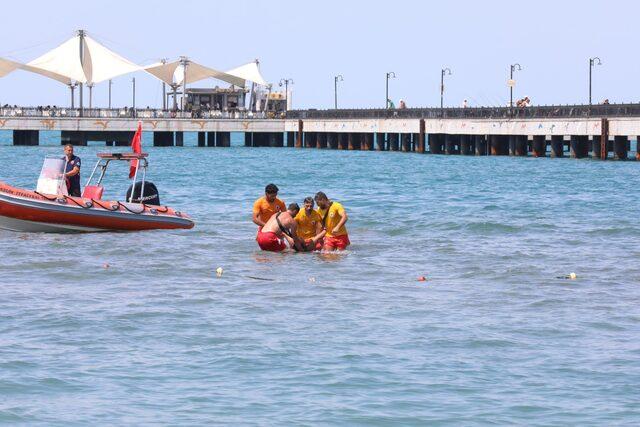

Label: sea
[0,131,639,425]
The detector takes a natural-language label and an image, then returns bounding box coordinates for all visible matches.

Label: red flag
[129,121,142,179]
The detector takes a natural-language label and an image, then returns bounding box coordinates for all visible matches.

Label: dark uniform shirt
[64,155,81,196]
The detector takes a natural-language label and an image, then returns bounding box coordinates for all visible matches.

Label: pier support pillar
[475,135,487,155]
[591,135,602,159]
[317,132,327,149]
[490,135,508,155]
[637,136,640,161]
[197,132,206,147]
[267,132,282,147]
[401,134,411,152]
[364,133,373,151]
[460,135,472,155]
[207,132,217,147]
[375,133,385,151]
[445,134,459,154]
[570,135,589,158]
[286,132,295,147]
[13,130,39,146]
[175,132,184,147]
[337,133,346,150]
[550,135,564,158]
[244,132,252,147]
[388,133,399,151]
[418,119,425,153]
[347,133,354,150]
[515,135,528,156]
[61,131,87,146]
[613,136,628,160]
[296,120,303,148]
[508,135,517,156]
[153,131,173,147]
[218,132,231,147]
[532,135,546,157]
[429,134,443,154]
[327,133,337,149]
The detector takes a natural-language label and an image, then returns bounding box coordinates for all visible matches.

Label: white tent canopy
[0,58,22,78]
[144,59,245,87]
[226,61,268,86]
[26,32,141,85]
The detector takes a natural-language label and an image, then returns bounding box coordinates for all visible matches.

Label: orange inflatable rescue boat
[0,152,194,232]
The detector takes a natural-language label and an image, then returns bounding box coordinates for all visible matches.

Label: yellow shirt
[253,196,286,224]
[318,201,347,237]
[295,209,323,240]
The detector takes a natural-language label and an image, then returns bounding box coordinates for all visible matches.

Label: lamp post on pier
[334,74,343,109]
[132,77,136,117]
[385,71,396,109]
[279,78,294,110]
[108,79,113,109]
[589,56,602,105]
[440,67,451,109]
[509,63,522,114]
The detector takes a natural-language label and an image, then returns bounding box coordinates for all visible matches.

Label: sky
[0,0,638,109]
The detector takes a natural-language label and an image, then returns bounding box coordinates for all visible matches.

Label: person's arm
[65,165,80,178]
[312,216,326,243]
[332,210,348,235]
[252,211,266,227]
[252,200,265,227]
[288,221,305,251]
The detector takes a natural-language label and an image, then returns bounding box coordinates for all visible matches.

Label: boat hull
[0,181,194,233]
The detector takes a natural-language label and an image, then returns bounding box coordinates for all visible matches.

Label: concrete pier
[13,130,39,146]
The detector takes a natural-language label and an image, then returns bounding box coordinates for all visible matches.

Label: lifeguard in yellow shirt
[314,191,350,251]
[294,197,325,251]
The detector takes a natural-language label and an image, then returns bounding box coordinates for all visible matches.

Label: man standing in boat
[252,183,286,228]
[63,144,81,197]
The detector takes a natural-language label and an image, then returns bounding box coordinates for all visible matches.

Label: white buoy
[216,267,223,277]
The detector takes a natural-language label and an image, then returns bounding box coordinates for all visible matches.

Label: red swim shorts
[323,234,350,250]
[305,238,324,251]
[257,231,286,252]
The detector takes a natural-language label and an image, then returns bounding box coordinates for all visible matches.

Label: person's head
[314,191,330,209]
[64,144,74,159]
[264,183,279,202]
[287,202,300,216]
[303,196,314,212]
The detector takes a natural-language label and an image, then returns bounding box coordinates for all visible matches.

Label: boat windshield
[36,156,68,195]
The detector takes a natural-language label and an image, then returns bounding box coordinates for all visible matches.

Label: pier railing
[287,103,640,120]
[0,107,278,120]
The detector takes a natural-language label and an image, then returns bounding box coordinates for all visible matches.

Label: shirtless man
[256,203,305,252]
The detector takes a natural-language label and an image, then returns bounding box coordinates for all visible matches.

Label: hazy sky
[0,0,637,109]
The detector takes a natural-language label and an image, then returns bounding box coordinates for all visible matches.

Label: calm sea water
[0,132,639,425]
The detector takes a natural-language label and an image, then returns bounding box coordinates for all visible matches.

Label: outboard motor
[126,181,160,206]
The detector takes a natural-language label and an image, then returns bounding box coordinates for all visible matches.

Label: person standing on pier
[314,192,350,251]
[252,183,286,228]
[63,144,81,197]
